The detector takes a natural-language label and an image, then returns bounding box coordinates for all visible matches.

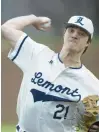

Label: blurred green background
[1,0,99,131]
[1,124,15,132]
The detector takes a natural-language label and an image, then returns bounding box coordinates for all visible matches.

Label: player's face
[63,26,90,53]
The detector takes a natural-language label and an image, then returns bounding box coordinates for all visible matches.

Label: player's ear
[63,28,65,40]
[82,46,88,54]
[87,40,91,45]
[64,28,66,34]
[87,35,91,45]
[83,36,91,54]
[63,28,66,37]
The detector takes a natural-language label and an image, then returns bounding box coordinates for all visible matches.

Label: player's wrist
[29,14,38,24]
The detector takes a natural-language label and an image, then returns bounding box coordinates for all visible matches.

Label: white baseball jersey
[8,33,99,132]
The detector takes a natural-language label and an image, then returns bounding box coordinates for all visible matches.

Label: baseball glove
[75,95,99,132]
[82,95,99,131]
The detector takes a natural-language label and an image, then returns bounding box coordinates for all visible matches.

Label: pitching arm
[1,15,38,48]
[1,14,51,48]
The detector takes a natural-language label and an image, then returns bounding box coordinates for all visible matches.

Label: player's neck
[59,47,82,68]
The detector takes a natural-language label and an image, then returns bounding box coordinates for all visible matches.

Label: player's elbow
[1,24,7,36]
[1,23,13,39]
[1,23,6,32]
[1,20,16,33]
[1,22,11,33]
[1,24,9,38]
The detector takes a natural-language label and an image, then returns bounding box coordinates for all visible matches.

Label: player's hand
[33,17,51,31]
[88,124,99,132]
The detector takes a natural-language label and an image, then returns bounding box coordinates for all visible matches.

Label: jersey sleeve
[8,33,46,71]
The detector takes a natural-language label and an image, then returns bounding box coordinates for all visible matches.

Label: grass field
[1,124,15,132]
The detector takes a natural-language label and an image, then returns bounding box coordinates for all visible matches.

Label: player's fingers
[39,27,51,31]
[91,125,99,129]
[39,22,52,31]
[89,129,97,132]
[38,17,51,24]
[89,125,99,132]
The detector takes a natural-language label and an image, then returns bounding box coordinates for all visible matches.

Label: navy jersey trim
[58,53,63,63]
[30,89,75,102]
[12,35,28,61]
[16,125,26,132]
[58,53,82,69]
[69,64,82,69]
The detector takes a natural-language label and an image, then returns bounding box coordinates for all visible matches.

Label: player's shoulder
[82,65,99,83]
[23,33,55,55]
[27,34,56,58]
[36,41,56,60]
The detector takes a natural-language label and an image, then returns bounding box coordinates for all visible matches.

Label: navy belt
[16,125,26,132]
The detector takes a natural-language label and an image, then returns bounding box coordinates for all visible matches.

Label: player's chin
[68,42,79,49]
[68,42,78,48]
[68,39,78,44]
[68,46,82,53]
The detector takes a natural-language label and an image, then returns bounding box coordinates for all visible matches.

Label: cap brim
[64,22,91,37]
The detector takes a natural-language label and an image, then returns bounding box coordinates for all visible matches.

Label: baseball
[41,21,51,28]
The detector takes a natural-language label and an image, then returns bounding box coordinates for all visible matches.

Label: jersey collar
[58,53,82,69]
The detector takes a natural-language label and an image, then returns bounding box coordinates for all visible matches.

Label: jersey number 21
[53,104,69,120]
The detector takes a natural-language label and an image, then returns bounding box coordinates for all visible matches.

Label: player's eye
[69,28,75,33]
[79,32,86,37]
